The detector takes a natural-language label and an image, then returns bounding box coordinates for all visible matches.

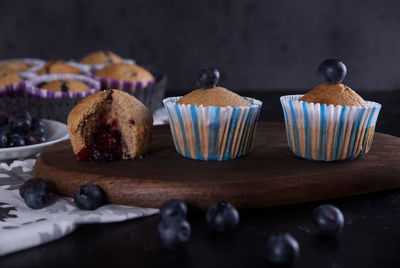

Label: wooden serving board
[34,122,400,210]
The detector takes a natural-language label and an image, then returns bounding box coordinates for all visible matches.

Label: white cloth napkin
[0,107,169,256]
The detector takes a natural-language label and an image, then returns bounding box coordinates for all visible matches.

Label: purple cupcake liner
[0,58,45,74]
[68,58,136,73]
[0,81,26,98]
[25,74,101,99]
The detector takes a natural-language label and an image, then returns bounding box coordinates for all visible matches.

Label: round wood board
[34,122,400,210]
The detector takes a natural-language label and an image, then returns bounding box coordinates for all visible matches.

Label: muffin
[68,89,153,163]
[280,59,381,161]
[39,79,91,93]
[26,74,100,98]
[0,58,45,74]
[0,72,23,86]
[80,50,124,65]
[95,63,154,86]
[164,67,262,161]
[36,60,81,75]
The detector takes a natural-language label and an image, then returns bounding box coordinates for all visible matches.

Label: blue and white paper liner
[25,74,100,99]
[68,58,136,73]
[163,97,262,161]
[280,95,382,161]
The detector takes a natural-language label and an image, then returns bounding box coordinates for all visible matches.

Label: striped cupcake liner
[90,72,155,91]
[280,95,382,161]
[163,97,262,161]
[25,74,101,99]
[0,58,45,74]
[68,58,136,73]
[0,81,26,98]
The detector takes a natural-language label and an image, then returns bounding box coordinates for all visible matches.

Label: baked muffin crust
[95,63,154,83]
[40,79,91,93]
[80,50,124,65]
[37,60,81,75]
[0,72,23,86]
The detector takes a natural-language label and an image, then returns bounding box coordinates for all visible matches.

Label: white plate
[0,119,69,161]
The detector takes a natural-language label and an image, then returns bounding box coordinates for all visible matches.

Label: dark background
[1,0,400,92]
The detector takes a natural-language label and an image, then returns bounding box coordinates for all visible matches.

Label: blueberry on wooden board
[158,217,191,250]
[313,204,344,236]
[206,202,239,231]
[266,233,300,265]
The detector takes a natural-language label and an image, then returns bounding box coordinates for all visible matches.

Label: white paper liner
[68,58,136,73]
[280,95,382,161]
[163,97,262,161]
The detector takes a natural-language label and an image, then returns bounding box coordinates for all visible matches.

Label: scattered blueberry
[74,183,104,210]
[206,202,239,231]
[313,204,344,236]
[318,59,347,84]
[19,178,50,209]
[11,112,32,133]
[0,133,7,148]
[158,217,191,249]
[7,133,25,147]
[196,67,220,88]
[160,199,188,221]
[266,233,300,265]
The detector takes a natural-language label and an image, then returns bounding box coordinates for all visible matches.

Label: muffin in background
[95,63,154,86]
[0,58,45,75]
[0,72,23,86]
[37,60,82,75]
[164,67,262,161]
[280,59,381,161]
[80,50,124,65]
[0,72,26,97]
[39,79,91,93]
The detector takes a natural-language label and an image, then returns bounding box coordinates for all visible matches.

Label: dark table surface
[1,90,400,268]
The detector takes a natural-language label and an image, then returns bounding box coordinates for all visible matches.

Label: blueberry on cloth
[206,202,239,232]
[266,233,300,265]
[19,178,50,209]
[313,204,344,236]
[158,217,191,250]
[74,183,104,210]
[160,199,188,221]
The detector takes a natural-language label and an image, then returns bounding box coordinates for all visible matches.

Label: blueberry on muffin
[37,60,81,75]
[80,50,124,65]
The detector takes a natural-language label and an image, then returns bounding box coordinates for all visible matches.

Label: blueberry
[25,132,46,145]
[266,233,300,265]
[7,133,25,147]
[0,133,7,148]
[32,127,45,137]
[74,183,104,210]
[32,118,44,130]
[160,199,188,221]
[19,178,50,209]
[196,67,220,88]
[0,124,10,136]
[157,218,191,249]
[11,113,32,133]
[313,204,344,236]
[318,59,347,84]
[206,202,239,231]
[0,112,8,126]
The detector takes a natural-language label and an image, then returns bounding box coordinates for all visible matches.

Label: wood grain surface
[34,122,400,210]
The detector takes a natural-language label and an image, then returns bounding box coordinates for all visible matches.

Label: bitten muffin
[163,67,262,161]
[37,60,81,75]
[0,61,31,73]
[95,63,154,83]
[300,83,366,107]
[80,50,124,65]
[177,87,251,107]
[68,89,153,163]
[0,72,23,86]
[40,79,91,93]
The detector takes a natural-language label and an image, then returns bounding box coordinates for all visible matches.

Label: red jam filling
[75,118,123,163]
